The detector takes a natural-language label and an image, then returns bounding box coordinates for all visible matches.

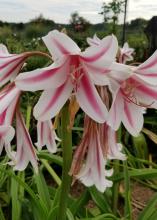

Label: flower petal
[0,54,26,87]
[107,90,124,130]
[135,50,157,85]
[122,100,144,136]
[34,80,73,121]
[81,35,118,65]
[0,44,9,54]
[134,77,157,108]
[87,34,101,46]
[107,125,126,160]
[42,30,80,60]
[76,74,108,123]
[15,57,68,91]
[35,120,58,153]
[77,135,113,192]
[0,84,20,115]
[15,110,38,172]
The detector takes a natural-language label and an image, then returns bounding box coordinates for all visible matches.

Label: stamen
[69,64,84,92]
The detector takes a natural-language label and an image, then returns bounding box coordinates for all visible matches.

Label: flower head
[118,42,134,64]
[108,75,157,136]
[15,30,119,123]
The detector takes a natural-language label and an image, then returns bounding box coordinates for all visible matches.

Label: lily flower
[11,109,38,173]
[15,30,119,123]
[0,44,28,87]
[118,42,134,64]
[0,83,20,156]
[108,75,157,136]
[70,114,125,192]
[0,83,38,172]
[35,120,60,153]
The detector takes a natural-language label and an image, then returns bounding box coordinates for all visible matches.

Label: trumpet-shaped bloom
[35,120,60,153]
[77,141,113,192]
[108,75,157,136]
[0,44,27,87]
[0,83,38,172]
[16,30,119,123]
[0,83,20,156]
[11,109,38,173]
[118,42,134,64]
[70,115,125,192]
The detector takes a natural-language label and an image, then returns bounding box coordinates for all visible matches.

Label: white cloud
[0,0,156,24]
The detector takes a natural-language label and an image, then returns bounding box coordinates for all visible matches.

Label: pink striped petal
[76,74,108,123]
[135,50,157,85]
[0,125,15,155]
[87,34,101,46]
[107,125,126,160]
[84,62,111,86]
[35,120,59,153]
[0,84,20,115]
[77,135,113,192]
[14,110,38,172]
[107,91,124,130]
[34,80,73,121]
[134,79,157,108]
[122,100,144,136]
[15,57,69,91]
[81,35,118,65]
[0,54,26,87]
[42,30,80,60]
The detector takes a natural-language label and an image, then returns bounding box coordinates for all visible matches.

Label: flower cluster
[0,30,157,191]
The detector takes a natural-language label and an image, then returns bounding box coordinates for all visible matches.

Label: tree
[69,11,90,32]
[100,0,125,34]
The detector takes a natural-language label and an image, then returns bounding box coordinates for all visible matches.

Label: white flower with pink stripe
[15,30,119,123]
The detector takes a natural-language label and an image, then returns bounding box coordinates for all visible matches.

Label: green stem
[26,105,32,130]
[57,103,72,220]
[41,159,61,186]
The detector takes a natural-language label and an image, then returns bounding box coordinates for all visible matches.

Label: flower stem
[57,103,72,220]
[26,105,32,130]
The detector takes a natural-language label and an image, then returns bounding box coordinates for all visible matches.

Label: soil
[70,180,156,220]
[131,181,155,220]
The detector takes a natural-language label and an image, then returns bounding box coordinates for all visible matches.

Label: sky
[0,0,156,24]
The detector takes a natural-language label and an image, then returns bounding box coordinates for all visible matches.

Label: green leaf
[79,213,119,220]
[138,193,157,220]
[112,168,157,182]
[0,206,5,220]
[11,177,21,220]
[123,161,132,220]
[38,152,63,166]
[70,190,90,215]
[0,168,48,219]
[66,208,75,220]
[132,133,148,161]
[89,187,111,213]
[142,128,157,145]
[35,170,51,211]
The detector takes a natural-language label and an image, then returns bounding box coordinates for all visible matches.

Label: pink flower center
[69,55,84,92]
